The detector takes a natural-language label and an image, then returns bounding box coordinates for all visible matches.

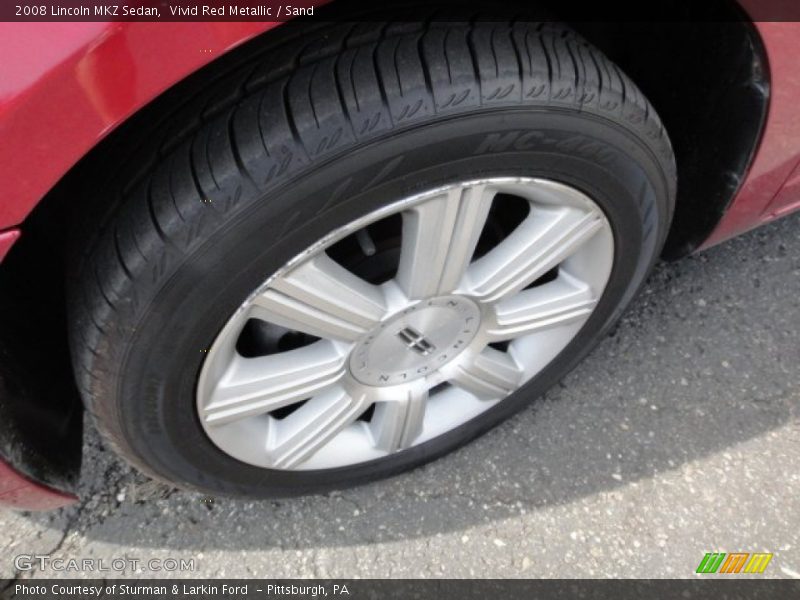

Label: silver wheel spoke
[449,347,523,400]
[397,183,495,299]
[267,387,369,469]
[466,206,604,302]
[369,385,428,452]
[203,342,345,426]
[251,253,386,342]
[487,274,597,341]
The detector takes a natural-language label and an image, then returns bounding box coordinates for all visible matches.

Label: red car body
[1,5,799,510]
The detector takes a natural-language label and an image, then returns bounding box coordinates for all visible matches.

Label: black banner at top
[4,0,800,22]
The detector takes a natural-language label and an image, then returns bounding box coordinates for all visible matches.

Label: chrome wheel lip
[196,177,614,472]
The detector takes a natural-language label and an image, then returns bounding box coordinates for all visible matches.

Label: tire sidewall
[115,109,670,496]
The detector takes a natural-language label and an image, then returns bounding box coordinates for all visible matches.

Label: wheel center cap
[349,295,481,387]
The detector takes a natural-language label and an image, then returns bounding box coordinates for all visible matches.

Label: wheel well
[2,1,767,424]
[571,12,768,258]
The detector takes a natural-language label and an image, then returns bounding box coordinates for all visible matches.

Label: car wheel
[70,20,676,496]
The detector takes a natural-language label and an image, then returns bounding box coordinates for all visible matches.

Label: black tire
[69,20,676,497]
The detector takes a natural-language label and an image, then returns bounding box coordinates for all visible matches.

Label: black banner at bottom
[2,580,799,600]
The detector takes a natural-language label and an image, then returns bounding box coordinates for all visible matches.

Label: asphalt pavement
[2,212,799,580]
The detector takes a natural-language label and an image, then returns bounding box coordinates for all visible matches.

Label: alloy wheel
[197,178,614,470]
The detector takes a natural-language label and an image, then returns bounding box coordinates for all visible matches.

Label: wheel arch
[0,21,284,232]
[6,2,770,266]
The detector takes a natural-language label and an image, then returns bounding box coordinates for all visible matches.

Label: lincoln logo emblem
[397,326,436,356]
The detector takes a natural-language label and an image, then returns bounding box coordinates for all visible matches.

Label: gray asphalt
[2,213,799,580]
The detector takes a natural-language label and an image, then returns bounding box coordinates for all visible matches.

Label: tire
[69,20,676,497]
